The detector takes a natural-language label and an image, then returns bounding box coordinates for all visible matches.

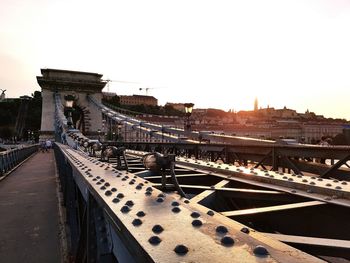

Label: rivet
[190,212,200,218]
[148,236,162,245]
[241,227,250,234]
[158,193,166,198]
[282,176,287,179]
[117,193,124,199]
[171,201,180,206]
[221,236,234,246]
[132,219,142,226]
[112,198,120,203]
[146,187,153,192]
[129,181,135,185]
[100,186,106,190]
[253,245,269,256]
[100,179,105,182]
[145,190,152,196]
[207,210,214,216]
[156,197,164,203]
[302,179,308,183]
[125,200,134,207]
[136,211,146,217]
[121,205,130,213]
[152,225,164,234]
[104,182,110,187]
[341,181,348,185]
[291,190,296,193]
[122,178,127,181]
[216,226,228,234]
[136,185,142,190]
[297,175,302,178]
[333,179,339,183]
[192,219,203,227]
[96,182,102,185]
[317,178,323,181]
[269,175,274,178]
[184,200,190,204]
[172,207,181,213]
[326,183,332,187]
[111,188,117,192]
[288,178,293,181]
[105,190,112,196]
[310,182,316,185]
[174,245,188,255]
[335,186,342,190]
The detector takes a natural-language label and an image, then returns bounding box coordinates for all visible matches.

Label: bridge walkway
[0,151,62,263]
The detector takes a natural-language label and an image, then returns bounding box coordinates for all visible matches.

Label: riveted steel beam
[55,143,323,263]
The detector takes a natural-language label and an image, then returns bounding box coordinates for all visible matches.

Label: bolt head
[132,219,142,226]
[174,244,188,255]
[216,226,228,234]
[207,210,214,216]
[240,227,250,234]
[152,225,164,234]
[253,245,269,256]
[190,211,200,218]
[221,236,234,246]
[136,211,146,217]
[191,219,203,227]
[172,207,181,213]
[148,236,161,245]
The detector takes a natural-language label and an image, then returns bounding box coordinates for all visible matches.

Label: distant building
[120,95,157,106]
[165,103,185,112]
[102,92,117,101]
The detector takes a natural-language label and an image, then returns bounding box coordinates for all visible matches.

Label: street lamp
[184,103,194,132]
[97,129,101,141]
[64,94,75,129]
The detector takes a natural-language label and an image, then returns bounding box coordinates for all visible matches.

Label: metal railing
[0,144,39,177]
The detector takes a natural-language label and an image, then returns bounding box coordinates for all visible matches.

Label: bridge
[1,68,349,263]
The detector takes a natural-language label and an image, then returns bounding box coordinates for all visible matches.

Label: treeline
[0,91,42,140]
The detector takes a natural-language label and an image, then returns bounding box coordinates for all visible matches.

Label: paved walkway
[0,151,61,263]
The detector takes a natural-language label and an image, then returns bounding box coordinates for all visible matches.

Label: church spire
[254,97,258,111]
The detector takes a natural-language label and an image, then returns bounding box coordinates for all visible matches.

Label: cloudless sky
[1,0,350,119]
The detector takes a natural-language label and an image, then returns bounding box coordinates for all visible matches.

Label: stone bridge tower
[37,68,107,140]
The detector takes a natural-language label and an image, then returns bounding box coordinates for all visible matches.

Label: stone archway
[37,68,107,140]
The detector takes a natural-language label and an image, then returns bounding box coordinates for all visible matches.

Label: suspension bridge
[0,69,349,263]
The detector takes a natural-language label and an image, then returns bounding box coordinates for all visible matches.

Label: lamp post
[184,103,194,133]
[97,129,101,141]
[64,94,75,129]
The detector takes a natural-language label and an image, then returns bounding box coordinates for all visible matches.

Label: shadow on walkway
[0,151,61,263]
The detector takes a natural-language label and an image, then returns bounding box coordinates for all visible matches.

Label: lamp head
[184,103,194,115]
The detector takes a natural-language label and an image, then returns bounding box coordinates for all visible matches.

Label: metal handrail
[0,144,39,177]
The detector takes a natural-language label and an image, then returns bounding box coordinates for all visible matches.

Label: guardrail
[105,141,350,181]
[0,145,39,177]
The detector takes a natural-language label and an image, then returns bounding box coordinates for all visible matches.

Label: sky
[1,0,350,119]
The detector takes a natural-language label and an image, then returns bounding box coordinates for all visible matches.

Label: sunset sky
[1,0,350,119]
